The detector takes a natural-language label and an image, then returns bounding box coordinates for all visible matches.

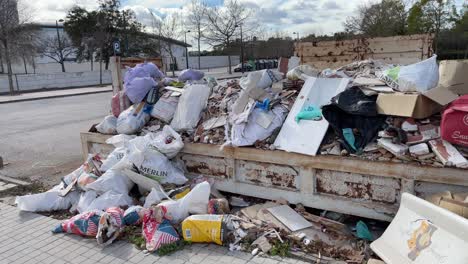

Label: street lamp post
[235,24,244,74]
[293,32,300,42]
[184,30,191,69]
[56,19,65,72]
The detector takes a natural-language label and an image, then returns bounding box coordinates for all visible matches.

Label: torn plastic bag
[378,55,439,92]
[86,169,134,195]
[116,103,151,135]
[142,207,179,252]
[15,184,80,212]
[287,65,319,80]
[96,115,117,135]
[231,105,287,147]
[123,206,146,226]
[134,147,187,185]
[111,91,132,118]
[77,172,100,191]
[171,84,211,131]
[322,87,386,153]
[86,190,133,212]
[159,181,210,224]
[63,154,102,188]
[97,207,125,246]
[125,76,157,104]
[178,69,204,82]
[138,62,164,79]
[52,210,102,237]
[239,69,283,90]
[100,147,126,172]
[149,125,184,159]
[144,186,169,208]
[77,190,98,213]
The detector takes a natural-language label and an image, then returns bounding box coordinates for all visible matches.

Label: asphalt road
[0,92,111,186]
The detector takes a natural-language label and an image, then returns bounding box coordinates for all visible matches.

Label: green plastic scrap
[385,66,401,81]
[356,220,374,241]
[295,106,322,123]
[342,128,357,151]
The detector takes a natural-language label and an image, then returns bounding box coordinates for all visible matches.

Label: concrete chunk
[377,138,408,156]
[429,139,468,168]
[409,143,430,156]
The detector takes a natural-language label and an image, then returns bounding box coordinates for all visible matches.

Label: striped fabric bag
[52,210,102,237]
[142,206,179,252]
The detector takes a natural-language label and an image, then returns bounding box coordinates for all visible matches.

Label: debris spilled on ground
[12,56,468,263]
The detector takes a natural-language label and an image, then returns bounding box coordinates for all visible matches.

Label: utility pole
[184,30,191,69]
[56,19,65,72]
[236,24,244,74]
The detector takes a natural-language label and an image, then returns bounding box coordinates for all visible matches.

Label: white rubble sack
[15,184,80,212]
[170,84,211,131]
[231,105,287,147]
[86,190,133,212]
[86,169,134,195]
[144,186,169,208]
[76,190,98,213]
[96,115,117,135]
[159,181,211,223]
[149,125,184,159]
[116,103,150,135]
[136,148,187,185]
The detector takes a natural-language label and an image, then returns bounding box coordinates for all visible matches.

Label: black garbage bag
[322,86,386,153]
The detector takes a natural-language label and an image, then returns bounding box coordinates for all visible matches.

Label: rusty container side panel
[179,154,230,179]
[236,160,299,190]
[296,34,434,69]
[315,169,401,203]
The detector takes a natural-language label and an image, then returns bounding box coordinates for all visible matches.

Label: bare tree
[39,35,75,72]
[204,0,252,74]
[0,0,37,94]
[158,13,182,76]
[344,0,407,37]
[187,0,207,69]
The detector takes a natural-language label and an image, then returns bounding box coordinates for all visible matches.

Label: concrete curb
[0,89,112,104]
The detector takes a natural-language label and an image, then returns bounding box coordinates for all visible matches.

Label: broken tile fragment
[409,143,430,156]
[429,139,468,168]
[377,138,408,156]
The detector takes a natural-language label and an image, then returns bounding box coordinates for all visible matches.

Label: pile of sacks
[95,62,207,136]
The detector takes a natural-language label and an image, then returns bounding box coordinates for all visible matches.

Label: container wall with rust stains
[81,132,468,222]
[295,34,434,70]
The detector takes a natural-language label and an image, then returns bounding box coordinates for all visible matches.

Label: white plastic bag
[116,103,150,135]
[96,115,117,135]
[150,125,184,159]
[144,186,169,208]
[77,190,98,213]
[159,181,210,223]
[86,169,134,195]
[287,65,319,80]
[15,184,80,212]
[106,134,136,148]
[100,147,126,172]
[170,84,211,131]
[231,105,287,147]
[378,55,439,92]
[137,148,187,185]
[86,190,133,211]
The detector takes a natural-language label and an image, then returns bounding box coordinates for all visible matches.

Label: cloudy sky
[29,0,465,49]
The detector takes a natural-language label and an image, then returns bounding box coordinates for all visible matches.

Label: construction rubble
[14,57,468,263]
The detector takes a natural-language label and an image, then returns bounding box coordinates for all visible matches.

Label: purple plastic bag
[178,69,204,82]
[125,77,157,104]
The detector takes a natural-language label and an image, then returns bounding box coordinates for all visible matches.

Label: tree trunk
[90,52,94,71]
[0,49,4,73]
[3,40,15,95]
[61,61,66,72]
[22,56,27,74]
[171,56,176,77]
[227,39,232,74]
[100,51,103,85]
[32,58,36,74]
[198,29,201,69]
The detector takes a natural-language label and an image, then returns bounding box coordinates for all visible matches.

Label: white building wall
[0,71,112,94]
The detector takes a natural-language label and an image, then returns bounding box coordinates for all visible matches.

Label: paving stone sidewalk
[0,202,306,264]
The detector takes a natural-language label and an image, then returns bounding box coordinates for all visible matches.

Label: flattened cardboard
[376,93,442,119]
[423,60,468,106]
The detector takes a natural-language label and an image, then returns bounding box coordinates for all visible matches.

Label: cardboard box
[377,60,468,118]
[377,93,442,119]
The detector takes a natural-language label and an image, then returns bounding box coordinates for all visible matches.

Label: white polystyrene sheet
[370,193,468,264]
[274,77,349,156]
